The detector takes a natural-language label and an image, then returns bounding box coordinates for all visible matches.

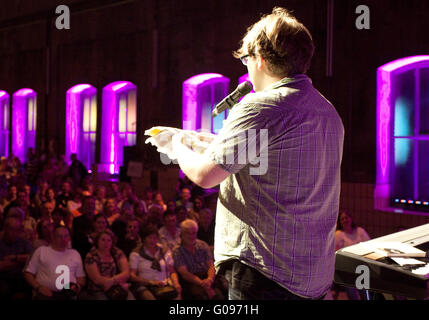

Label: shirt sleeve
[129,252,139,270]
[205,102,269,174]
[172,248,185,270]
[358,227,371,242]
[334,230,344,250]
[200,240,213,262]
[74,251,86,278]
[24,246,41,275]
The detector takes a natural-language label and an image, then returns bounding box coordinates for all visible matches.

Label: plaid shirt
[206,74,344,298]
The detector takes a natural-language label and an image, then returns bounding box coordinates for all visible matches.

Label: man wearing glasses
[172,7,344,300]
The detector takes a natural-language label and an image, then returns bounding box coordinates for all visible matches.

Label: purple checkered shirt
[206,74,344,298]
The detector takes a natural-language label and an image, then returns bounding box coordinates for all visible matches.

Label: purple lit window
[0,91,9,157]
[375,56,429,213]
[100,81,137,175]
[182,73,230,134]
[66,84,97,170]
[12,89,36,163]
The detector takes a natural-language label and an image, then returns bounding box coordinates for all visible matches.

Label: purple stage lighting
[99,81,137,175]
[182,73,229,133]
[375,55,429,213]
[66,84,97,171]
[12,88,36,163]
[0,91,10,157]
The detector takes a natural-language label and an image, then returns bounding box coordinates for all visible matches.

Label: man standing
[171,7,344,300]
[24,226,85,299]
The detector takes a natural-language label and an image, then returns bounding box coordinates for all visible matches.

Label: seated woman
[172,219,225,300]
[89,214,109,245]
[129,225,181,300]
[81,230,134,300]
[333,211,371,300]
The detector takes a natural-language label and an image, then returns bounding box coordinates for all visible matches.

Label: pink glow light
[100,81,137,174]
[182,73,229,131]
[12,88,36,162]
[375,55,429,211]
[66,84,97,169]
[0,91,10,157]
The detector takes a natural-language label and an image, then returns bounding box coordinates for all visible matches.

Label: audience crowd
[0,148,225,300]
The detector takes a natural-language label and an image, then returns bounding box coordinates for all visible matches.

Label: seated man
[172,219,225,300]
[24,226,85,300]
[158,210,181,251]
[0,216,33,299]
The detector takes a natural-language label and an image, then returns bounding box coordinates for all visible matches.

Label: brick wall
[340,183,429,239]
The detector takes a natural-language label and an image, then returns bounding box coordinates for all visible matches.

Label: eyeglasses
[239,54,250,66]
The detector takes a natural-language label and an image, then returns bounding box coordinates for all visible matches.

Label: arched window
[12,88,36,163]
[100,81,137,174]
[182,73,230,134]
[0,91,9,157]
[66,84,97,170]
[375,56,429,213]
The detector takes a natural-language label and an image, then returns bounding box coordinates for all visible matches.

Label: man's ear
[256,55,264,71]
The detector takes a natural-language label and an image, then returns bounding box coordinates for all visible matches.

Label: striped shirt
[206,74,344,298]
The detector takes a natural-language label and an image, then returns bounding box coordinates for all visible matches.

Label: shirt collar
[263,74,311,91]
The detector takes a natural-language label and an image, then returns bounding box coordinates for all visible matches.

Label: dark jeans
[220,260,325,300]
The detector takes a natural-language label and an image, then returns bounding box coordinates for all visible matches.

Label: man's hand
[38,286,53,297]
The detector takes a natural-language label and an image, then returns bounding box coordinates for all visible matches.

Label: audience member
[81,230,133,300]
[333,211,371,300]
[147,205,164,229]
[111,202,135,241]
[335,211,370,250]
[197,208,215,250]
[95,185,107,213]
[158,210,181,251]
[72,196,96,259]
[0,156,12,180]
[129,225,181,300]
[67,190,83,218]
[0,217,34,299]
[57,181,72,210]
[90,214,109,245]
[175,205,188,227]
[34,180,49,207]
[153,191,167,212]
[104,198,120,225]
[176,187,193,210]
[172,219,225,300]
[68,153,87,188]
[142,187,154,209]
[24,225,85,300]
[25,148,39,186]
[33,219,54,249]
[133,199,148,224]
[117,218,142,258]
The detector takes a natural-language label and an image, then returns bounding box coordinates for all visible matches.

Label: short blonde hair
[233,7,314,77]
[180,219,198,232]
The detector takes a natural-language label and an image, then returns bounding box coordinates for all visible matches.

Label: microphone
[212,81,253,118]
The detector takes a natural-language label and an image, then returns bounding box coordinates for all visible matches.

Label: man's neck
[258,74,283,92]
